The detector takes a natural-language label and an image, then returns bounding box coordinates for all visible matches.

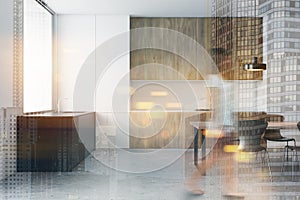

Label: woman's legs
[185,150,218,194]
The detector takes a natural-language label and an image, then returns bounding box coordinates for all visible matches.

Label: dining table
[267,121,299,129]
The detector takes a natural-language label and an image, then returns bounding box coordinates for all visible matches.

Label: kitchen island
[17,112,95,172]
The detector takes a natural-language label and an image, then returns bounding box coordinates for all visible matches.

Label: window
[270,77,281,83]
[286,85,296,91]
[23,0,53,113]
[286,75,296,81]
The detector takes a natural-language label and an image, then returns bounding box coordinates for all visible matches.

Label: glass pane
[23,0,52,113]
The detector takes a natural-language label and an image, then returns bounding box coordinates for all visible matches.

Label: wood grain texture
[130,18,211,80]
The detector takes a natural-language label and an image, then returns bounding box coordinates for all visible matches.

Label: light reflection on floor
[0,149,300,200]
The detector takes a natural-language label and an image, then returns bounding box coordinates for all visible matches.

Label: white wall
[57,15,96,112]
[95,15,130,148]
[57,15,130,112]
[0,1,13,108]
[56,15,130,148]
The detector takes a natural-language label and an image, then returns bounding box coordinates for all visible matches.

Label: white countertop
[22,111,92,117]
[190,121,221,129]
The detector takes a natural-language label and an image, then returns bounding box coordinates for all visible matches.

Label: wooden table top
[267,121,299,129]
[190,121,299,130]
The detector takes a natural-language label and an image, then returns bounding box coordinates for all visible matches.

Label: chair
[263,114,296,173]
[237,119,272,180]
[285,121,300,180]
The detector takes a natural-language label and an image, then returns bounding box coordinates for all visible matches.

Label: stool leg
[292,149,295,181]
[286,142,289,162]
[264,150,273,182]
[259,151,264,171]
[296,150,299,170]
[281,147,287,173]
[294,149,299,181]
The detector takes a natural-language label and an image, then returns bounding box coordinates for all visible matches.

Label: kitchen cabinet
[17,112,95,172]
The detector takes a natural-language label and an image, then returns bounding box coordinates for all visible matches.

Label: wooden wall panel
[130,18,210,80]
[130,18,211,148]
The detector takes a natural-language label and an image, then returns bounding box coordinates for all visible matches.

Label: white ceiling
[45,0,210,17]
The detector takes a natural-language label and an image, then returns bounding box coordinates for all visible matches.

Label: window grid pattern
[1,1,31,199]
[262,0,300,122]
[13,0,23,108]
[211,0,265,115]
[0,108,29,199]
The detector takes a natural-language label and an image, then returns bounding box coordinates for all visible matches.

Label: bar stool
[263,114,296,173]
[285,121,300,180]
[237,120,272,180]
[285,146,299,180]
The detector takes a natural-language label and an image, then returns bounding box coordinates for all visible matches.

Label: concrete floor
[1,149,300,200]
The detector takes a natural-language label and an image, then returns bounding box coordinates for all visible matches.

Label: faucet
[57,98,69,113]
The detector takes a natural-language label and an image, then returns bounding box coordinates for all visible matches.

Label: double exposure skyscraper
[258,0,300,122]
[211,0,263,81]
[211,0,266,115]
[211,0,300,122]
